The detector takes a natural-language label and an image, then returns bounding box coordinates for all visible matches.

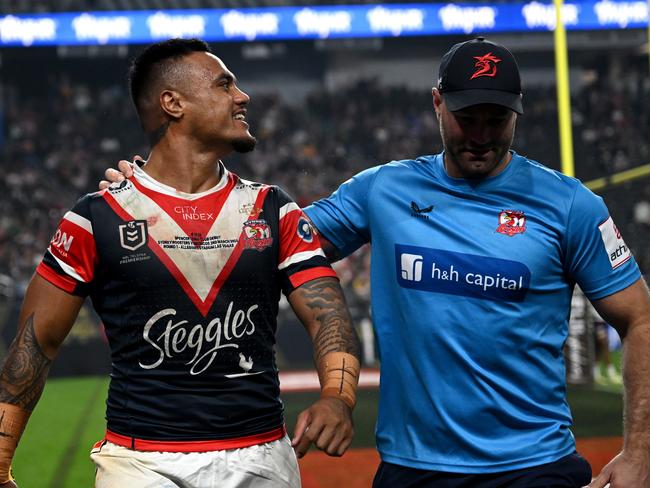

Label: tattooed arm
[287,276,361,458]
[0,275,84,485]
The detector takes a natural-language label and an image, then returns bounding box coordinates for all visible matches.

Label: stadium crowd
[1,54,649,306]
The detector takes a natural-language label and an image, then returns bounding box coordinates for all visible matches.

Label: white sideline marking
[279,368,379,393]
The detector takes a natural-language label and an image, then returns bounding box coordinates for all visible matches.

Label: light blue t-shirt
[305,152,640,473]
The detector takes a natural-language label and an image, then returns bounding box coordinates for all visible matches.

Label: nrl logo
[119,220,148,251]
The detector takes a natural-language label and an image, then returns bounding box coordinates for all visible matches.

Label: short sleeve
[36,194,97,296]
[275,187,338,295]
[303,166,381,258]
[564,183,640,300]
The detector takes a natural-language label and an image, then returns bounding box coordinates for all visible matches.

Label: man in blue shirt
[305,38,650,488]
[104,38,650,487]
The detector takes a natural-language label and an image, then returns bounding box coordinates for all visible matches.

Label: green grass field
[13,377,623,488]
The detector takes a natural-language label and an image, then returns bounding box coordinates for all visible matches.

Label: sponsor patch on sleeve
[598,216,631,269]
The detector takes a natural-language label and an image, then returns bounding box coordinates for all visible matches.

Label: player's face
[182,52,256,154]
[433,89,516,179]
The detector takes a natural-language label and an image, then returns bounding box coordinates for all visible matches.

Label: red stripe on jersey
[279,208,326,266]
[289,267,338,289]
[101,191,209,314]
[197,185,272,316]
[131,174,237,248]
[105,425,285,452]
[45,213,96,284]
[36,262,77,293]
[102,185,272,317]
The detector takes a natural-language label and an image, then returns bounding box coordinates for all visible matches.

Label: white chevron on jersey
[105,176,267,313]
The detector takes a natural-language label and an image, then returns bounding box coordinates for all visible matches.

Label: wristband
[318,352,360,409]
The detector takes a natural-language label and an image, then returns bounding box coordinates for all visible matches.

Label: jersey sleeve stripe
[47,248,90,282]
[63,211,93,235]
[36,262,77,293]
[279,202,301,220]
[289,267,338,288]
[278,249,326,270]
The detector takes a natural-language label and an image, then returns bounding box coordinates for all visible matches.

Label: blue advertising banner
[0,1,647,47]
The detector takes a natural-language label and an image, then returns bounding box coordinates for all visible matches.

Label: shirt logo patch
[243,219,273,251]
[411,201,433,220]
[297,217,314,243]
[496,210,526,236]
[598,216,631,269]
[119,220,148,251]
[239,203,263,217]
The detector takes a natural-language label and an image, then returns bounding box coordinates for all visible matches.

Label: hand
[587,451,650,487]
[98,155,143,190]
[291,397,354,459]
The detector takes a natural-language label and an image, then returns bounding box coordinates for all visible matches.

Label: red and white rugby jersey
[37,163,336,445]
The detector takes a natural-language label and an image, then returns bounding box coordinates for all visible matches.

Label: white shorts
[91,435,301,488]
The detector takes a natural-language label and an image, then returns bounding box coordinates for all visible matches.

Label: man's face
[433,88,516,179]
[180,52,256,154]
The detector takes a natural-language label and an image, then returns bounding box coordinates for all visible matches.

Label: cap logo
[470,52,501,80]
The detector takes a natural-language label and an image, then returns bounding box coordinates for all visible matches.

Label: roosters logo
[470,52,501,80]
[243,219,273,251]
[496,210,526,236]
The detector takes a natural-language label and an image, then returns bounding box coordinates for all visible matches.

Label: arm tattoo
[0,314,52,411]
[298,279,361,362]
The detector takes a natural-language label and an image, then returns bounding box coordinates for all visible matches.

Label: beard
[440,116,515,179]
[232,134,257,153]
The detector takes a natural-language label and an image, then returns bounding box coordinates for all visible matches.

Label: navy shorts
[372,452,592,488]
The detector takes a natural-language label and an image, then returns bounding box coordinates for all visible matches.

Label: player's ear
[432,88,442,119]
[160,90,184,120]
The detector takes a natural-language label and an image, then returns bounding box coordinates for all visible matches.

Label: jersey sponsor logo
[139,303,259,376]
[224,352,264,378]
[297,217,314,243]
[496,210,526,236]
[51,229,74,253]
[400,253,423,282]
[470,52,501,80]
[119,220,148,251]
[598,216,631,269]
[410,201,433,220]
[243,219,273,251]
[172,205,214,222]
[396,244,530,302]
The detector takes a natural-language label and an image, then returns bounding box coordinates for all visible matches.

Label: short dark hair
[128,38,211,116]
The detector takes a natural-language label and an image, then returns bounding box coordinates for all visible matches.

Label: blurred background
[0,0,647,486]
